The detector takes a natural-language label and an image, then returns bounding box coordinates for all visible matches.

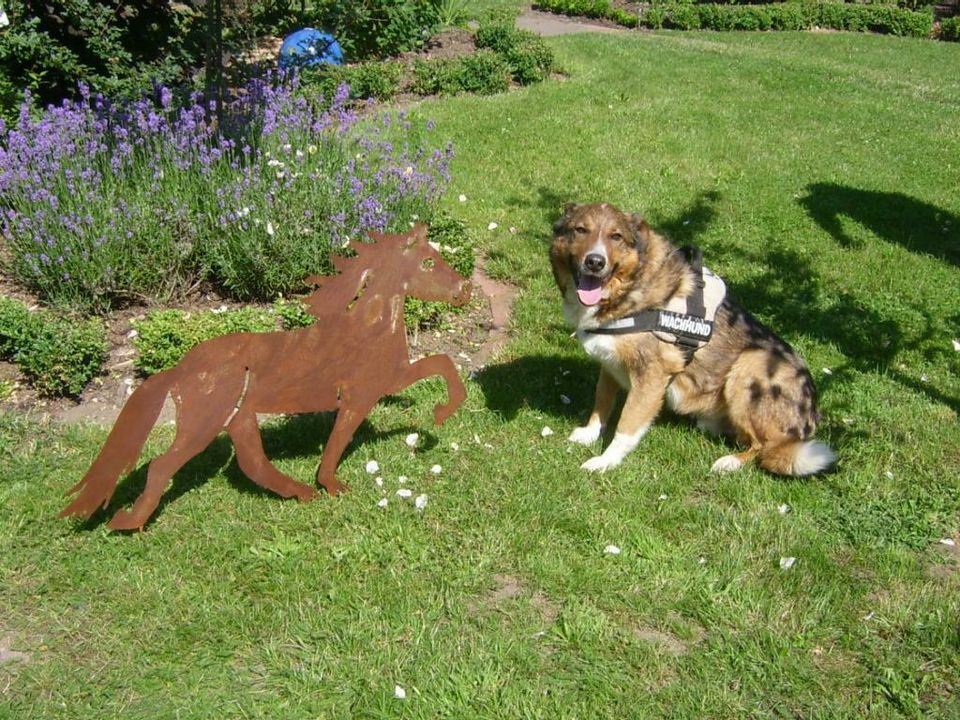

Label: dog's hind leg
[227,409,318,501]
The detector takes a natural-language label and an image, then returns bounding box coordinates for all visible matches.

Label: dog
[550,202,835,476]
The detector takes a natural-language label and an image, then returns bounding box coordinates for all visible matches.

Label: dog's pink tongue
[576,275,603,306]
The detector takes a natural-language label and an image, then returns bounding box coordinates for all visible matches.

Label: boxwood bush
[0,297,107,397]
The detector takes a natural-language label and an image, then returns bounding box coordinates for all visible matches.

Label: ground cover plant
[2,27,959,719]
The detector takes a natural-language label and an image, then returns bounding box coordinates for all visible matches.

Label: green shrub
[940,17,960,41]
[316,0,441,60]
[0,0,206,116]
[769,3,812,31]
[412,57,464,95]
[0,297,106,396]
[413,51,511,96]
[456,50,512,94]
[301,61,404,101]
[132,307,277,376]
[0,297,36,358]
[475,23,556,85]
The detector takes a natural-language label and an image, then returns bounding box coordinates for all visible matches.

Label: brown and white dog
[550,202,835,475]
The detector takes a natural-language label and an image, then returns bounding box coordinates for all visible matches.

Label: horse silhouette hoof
[296,487,320,502]
[434,403,453,426]
[106,509,146,532]
[321,480,349,496]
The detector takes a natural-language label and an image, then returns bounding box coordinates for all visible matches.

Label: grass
[2,29,960,718]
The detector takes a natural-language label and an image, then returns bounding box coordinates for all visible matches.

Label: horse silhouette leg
[401,355,467,426]
[227,409,318,501]
[315,399,379,496]
[105,417,226,531]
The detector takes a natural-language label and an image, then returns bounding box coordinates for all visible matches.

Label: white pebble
[405,433,419,448]
[365,460,379,474]
[778,503,792,514]
[822,368,833,375]
[940,538,956,547]
[415,494,428,510]
[560,394,572,405]
[377,498,388,508]
[458,194,467,202]
[779,556,797,570]
[430,464,442,474]
[375,477,384,488]
[450,442,460,451]
[398,475,408,484]
[952,339,960,352]
[396,488,413,498]
[541,426,554,437]
[394,685,406,699]
[487,222,498,231]
[604,545,621,555]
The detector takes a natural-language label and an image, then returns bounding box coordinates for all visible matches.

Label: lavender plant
[0,75,453,311]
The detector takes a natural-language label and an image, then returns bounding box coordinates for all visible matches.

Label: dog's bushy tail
[760,440,836,476]
[59,370,174,519]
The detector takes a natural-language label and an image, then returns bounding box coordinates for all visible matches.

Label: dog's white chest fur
[565,291,630,389]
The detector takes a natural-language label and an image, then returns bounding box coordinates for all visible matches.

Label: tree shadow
[721,245,959,415]
[800,183,959,265]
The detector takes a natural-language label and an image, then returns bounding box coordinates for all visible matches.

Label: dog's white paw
[711,454,744,473]
[581,453,622,473]
[568,423,602,445]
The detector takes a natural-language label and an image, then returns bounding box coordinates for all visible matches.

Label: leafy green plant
[475,23,556,85]
[411,51,511,96]
[300,60,404,101]
[272,296,315,329]
[132,307,277,376]
[0,296,37,357]
[0,296,106,397]
[941,16,960,41]
[315,0,441,60]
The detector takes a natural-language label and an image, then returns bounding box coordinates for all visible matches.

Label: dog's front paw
[580,453,622,473]
[568,423,602,445]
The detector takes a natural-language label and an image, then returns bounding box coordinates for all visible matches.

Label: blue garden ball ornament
[279,28,344,69]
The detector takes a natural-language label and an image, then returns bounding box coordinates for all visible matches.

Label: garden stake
[60,225,471,531]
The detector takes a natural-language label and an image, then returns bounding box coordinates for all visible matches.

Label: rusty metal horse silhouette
[60,225,471,531]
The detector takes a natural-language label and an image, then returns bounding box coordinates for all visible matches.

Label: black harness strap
[585,246,713,364]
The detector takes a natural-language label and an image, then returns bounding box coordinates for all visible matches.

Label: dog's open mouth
[576,273,605,306]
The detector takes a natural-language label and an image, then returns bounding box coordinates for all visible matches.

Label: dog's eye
[609,232,624,243]
[573,226,588,235]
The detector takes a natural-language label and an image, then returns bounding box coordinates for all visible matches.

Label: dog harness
[585,247,727,360]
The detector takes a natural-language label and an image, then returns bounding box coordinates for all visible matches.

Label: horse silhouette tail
[60,369,175,520]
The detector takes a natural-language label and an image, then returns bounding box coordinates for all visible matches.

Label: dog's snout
[584,253,606,273]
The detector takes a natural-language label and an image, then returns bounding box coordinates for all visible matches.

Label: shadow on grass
[74,406,435,531]
[716,245,960,415]
[800,183,959,265]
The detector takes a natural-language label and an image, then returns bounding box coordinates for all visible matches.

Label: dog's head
[550,202,652,307]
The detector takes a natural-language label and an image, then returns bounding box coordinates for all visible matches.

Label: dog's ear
[553,202,579,235]
[628,213,652,249]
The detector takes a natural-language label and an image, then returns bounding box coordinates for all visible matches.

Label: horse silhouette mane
[60,225,472,531]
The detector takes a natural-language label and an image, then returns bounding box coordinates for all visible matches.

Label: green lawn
[2,30,960,718]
